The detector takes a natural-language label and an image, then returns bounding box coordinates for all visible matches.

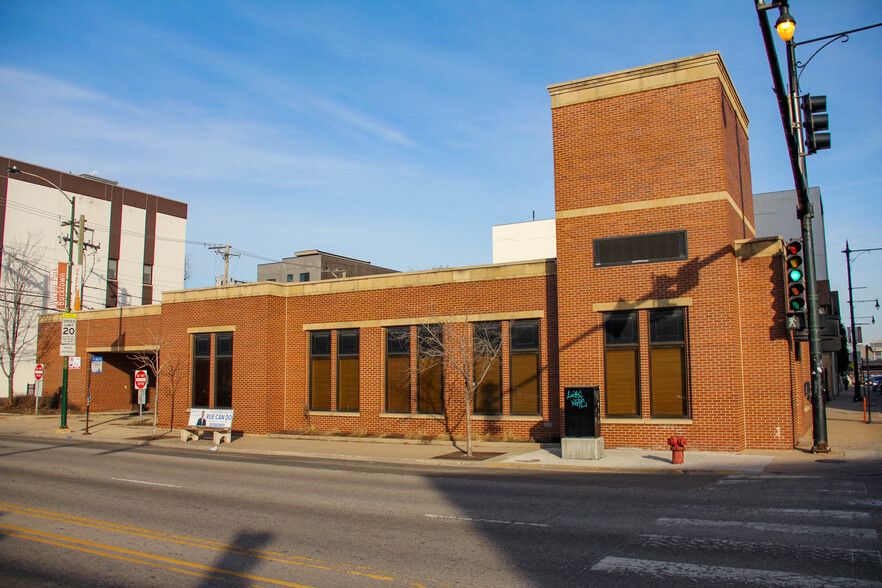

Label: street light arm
[7,166,74,205]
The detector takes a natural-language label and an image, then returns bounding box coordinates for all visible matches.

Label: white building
[1,157,188,400]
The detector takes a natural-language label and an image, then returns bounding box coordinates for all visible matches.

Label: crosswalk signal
[801,94,830,154]
[785,239,807,316]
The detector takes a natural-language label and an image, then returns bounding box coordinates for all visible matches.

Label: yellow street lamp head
[775,9,796,41]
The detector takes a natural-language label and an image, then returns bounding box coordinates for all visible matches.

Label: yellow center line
[0,502,429,587]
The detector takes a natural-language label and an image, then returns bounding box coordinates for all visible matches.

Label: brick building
[36,53,812,451]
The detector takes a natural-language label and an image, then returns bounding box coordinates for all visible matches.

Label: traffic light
[801,94,830,154]
[785,239,806,314]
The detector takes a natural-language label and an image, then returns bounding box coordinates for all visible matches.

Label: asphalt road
[1,435,880,587]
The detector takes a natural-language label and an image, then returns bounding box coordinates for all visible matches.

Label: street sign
[91,356,103,373]
[34,364,44,381]
[134,369,148,391]
[60,313,77,356]
[35,380,43,398]
[68,356,81,369]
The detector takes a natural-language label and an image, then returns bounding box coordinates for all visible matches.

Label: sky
[1,1,881,341]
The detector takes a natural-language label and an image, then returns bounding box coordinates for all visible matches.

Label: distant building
[2,157,187,399]
[257,250,396,283]
[491,219,556,264]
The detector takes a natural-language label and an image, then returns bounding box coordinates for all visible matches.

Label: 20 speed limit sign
[60,313,77,356]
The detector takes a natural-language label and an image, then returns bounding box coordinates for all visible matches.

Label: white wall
[491,218,556,264]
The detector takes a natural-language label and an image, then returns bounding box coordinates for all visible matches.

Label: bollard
[667,436,687,464]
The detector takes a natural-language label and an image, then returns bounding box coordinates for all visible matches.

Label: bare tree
[413,313,503,457]
[0,235,45,403]
[128,329,184,438]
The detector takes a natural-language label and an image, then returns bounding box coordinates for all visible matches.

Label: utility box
[564,386,601,438]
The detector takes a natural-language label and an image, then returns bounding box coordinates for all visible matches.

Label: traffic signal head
[785,239,806,312]
[801,94,830,154]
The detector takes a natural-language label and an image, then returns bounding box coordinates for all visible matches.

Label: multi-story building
[36,53,814,451]
[257,250,396,283]
[1,158,187,399]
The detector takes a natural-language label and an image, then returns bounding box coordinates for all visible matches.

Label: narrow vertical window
[510,319,540,415]
[418,325,444,414]
[143,264,153,286]
[215,333,233,408]
[310,331,331,410]
[107,259,118,281]
[386,327,411,412]
[604,311,640,416]
[192,334,211,407]
[337,329,359,412]
[473,321,502,414]
[650,308,688,417]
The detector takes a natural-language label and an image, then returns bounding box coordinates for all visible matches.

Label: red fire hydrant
[667,436,687,464]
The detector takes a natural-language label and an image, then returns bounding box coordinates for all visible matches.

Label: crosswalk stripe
[633,534,882,566]
[656,517,877,540]
[591,556,882,587]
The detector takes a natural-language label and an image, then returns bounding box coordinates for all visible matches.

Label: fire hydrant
[667,436,687,464]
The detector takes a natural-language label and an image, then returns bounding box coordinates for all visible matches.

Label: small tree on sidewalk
[0,235,45,404]
[412,313,503,457]
[128,329,184,438]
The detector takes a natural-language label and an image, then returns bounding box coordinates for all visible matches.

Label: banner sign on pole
[49,264,83,311]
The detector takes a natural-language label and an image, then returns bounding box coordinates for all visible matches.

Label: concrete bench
[182,409,234,444]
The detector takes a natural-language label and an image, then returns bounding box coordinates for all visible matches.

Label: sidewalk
[1,390,879,474]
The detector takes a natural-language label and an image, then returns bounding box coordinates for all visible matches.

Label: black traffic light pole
[756,2,828,452]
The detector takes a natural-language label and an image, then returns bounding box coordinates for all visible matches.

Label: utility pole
[208,245,240,286]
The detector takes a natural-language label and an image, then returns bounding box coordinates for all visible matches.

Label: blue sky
[2,1,881,341]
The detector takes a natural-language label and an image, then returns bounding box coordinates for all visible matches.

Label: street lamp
[755,1,829,453]
[6,165,75,431]
[843,241,882,402]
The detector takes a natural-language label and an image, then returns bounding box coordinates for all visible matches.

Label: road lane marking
[111,477,182,488]
[656,517,877,540]
[0,502,428,587]
[591,556,882,587]
[0,523,312,588]
[633,534,882,566]
[425,513,550,527]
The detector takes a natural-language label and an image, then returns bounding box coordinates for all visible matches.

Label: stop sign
[34,364,44,380]
[134,370,148,390]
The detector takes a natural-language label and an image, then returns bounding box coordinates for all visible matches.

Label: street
[1,435,880,587]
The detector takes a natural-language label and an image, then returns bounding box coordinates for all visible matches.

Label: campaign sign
[188,409,234,428]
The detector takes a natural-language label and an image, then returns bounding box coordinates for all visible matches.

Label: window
[300,273,310,282]
[386,327,410,413]
[337,330,359,411]
[418,325,444,413]
[215,333,233,408]
[473,322,502,414]
[191,333,233,408]
[594,231,687,267]
[192,334,211,407]
[143,264,153,286]
[510,319,540,414]
[649,308,688,417]
[286,274,294,282]
[107,259,118,281]
[310,331,331,410]
[604,311,640,416]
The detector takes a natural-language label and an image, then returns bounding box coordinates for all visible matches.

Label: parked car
[870,375,882,393]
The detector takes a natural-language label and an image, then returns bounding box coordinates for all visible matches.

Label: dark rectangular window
[418,325,444,414]
[192,334,211,408]
[286,274,294,282]
[143,264,153,286]
[474,322,502,414]
[604,311,640,416]
[386,327,411,413]
[300,272,310,282]
[107,259,118,281]
[650,308,688,417]
[215,333,233,408]
[310,331,331,410]
[337,330,359,412]
[594,231,687,267]
[510,319,540,415]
